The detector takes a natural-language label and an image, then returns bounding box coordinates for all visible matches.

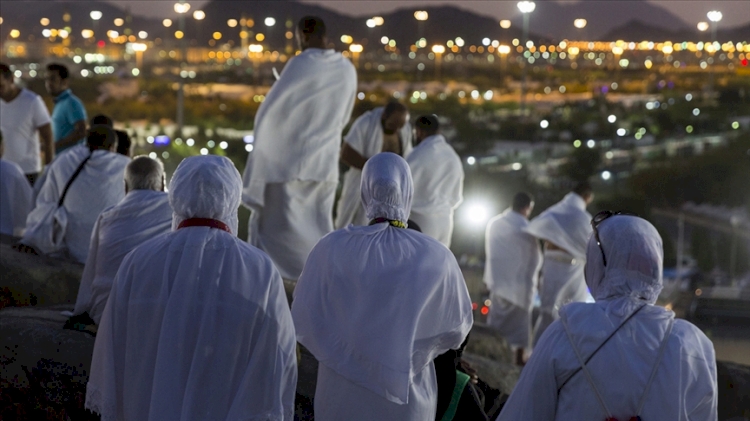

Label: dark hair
[298,16,326,37]
[512,192,534,212]
[415,114,440,135]
[90,114,113,127]
[87,125,117,150]
[116,130,132,156]
[573,181,593,198]
[0,63,12,81]
[382,101,408,120]
[47,63,70,80]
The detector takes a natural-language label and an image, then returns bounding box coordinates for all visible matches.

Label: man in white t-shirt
[0,63,53,185]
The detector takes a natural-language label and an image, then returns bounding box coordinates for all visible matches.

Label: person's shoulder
[0,159,25,177]
[671,318,713,347]
[20,88,41,101]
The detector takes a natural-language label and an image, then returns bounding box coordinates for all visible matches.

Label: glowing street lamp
[707,10,722,23]
[517,1,535,116]
[90,11,103,21]
[81,29,94,39]
[40,18,50,26]
[697,22,709,31]
[432,44,445,78]
[163,19,173,28]
[132,42,147,68]
[706,10,722,93]
[498,44,511,70]
[414,11,429,21]
[499,20,511,29]
[114,18,124,27]
[372,16,385,26]
[174,1,190,135]
[574,18,587,29]
[248,44,263,54]
[264,17,276,27]
[366,19,377,28]
[193,10,205,20]
[349,43,363,68]
[174,2,191,14]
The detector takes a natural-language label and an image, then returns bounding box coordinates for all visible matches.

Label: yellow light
[285,31,293,40]
[0,17,3,25]
[40,18,50,26]
[340,34,353,44]
[431,45,445,54]
[114,18,124,27]
[107,30,119,38]
[240,31,249,39]
[372,16,384,26]
[131,42,147,52]
[248,44,263,53]
[500,19,511,29]
[163,19,173,28]
[644,59,653,69]
[255,33,265,42]
[63,13,71,23]
[612,46,623,55]
[498,45,511,54]
[9,29,20,38]
[574,18,587,29]
[213,31,222,40]
[58,29,69,39]
[81,29,94,39]
[697,22,709,31]
[227,19,238,28]
[662,45,673,55]
[414,11,429,21]
[174,30,184,40]
[568,46,580,55]
[349,43,363,53]
[193,10,205,21]
[246,19,255,28]
[174,2,191,14]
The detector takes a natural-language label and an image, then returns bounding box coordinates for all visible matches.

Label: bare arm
[340,142,367,170]
[38,123,54,165]
[55,120,87,150]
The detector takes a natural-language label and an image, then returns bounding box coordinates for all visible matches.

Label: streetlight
[349,43,363,68]
[132,42,147,68]
[414,11,428,21]
[249,44,263,85]
[163,19,173,28]
[498,44,511,70]
[174,1,190,135]
[193,10,205,20]
[697,22,709,32]
[707,10,722,93]
[574,18,587,29]
[432,44,445,79]
[90,10,102,34]
[517,1,535,117]
[264,17,276,27]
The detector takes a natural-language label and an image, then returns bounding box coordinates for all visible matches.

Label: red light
[742,58,748,67]
[471,302,478,310]
[480,306,489,315]
[97,40,105,48]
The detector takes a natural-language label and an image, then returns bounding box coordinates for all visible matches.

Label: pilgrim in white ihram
[292,152,474,421]
[499,215,717,420]
[0,156,33,237]
[86,155,297,421]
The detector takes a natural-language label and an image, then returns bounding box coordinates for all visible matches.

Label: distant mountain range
[0,0,747,51]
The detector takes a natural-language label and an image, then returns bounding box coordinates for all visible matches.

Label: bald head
[125,156,165,193]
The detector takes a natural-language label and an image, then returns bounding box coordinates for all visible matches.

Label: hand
[13,244,39,255]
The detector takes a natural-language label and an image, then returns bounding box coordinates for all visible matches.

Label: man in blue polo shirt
[45,63,87,154]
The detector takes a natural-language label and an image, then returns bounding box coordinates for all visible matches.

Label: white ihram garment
[73,189,173,324]
[22,149,130,263]
[406,134,464,247]
[0,159,33,236]
[499,216,717,421]
[86,156,297,421]
[241,48,357,280]
[335,107,412,229]
[292,153,473,421]
[483,209,542,349]
[525,192,593,343]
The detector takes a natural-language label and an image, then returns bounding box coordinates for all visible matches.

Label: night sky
[107,0,750,29]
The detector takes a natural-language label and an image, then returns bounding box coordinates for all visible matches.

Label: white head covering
[360,152,413,223]
[169,155,241,235]
[584,215,664,304]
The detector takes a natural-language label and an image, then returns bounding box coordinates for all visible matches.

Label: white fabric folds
[0,159,33,237]
[292,153,473,417]
[22,148,130,263]
[525,192,592,259]
[498,216,718,421]
[86,156,298,421]
[335,107,413,228]
[406,134,464,247]
[73,189,173,324]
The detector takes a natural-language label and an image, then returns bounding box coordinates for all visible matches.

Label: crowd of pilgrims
[0,15,719,421]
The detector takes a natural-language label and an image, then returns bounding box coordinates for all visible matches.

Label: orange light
[480,306,489,315]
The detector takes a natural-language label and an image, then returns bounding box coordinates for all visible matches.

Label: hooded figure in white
[335,103,412,229]
[0,142,33,237]
[241,16,357,280]
[86,155,298,421]
[483,193,542,359]
[72,156,173,325]
[406,115,464,247]
[526,188,593,344]
[498,215,717,421]
[292,152,473,421]
[21,126,130,263]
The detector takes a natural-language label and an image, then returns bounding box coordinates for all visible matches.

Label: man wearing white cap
[86,155,297,421]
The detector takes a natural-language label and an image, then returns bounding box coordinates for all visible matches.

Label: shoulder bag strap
[440,370,472,421]
[634,317,675,417]
[561,314,615,419]
[58,153,92,208]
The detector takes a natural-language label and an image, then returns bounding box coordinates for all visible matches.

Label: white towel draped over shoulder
[242,48,357,208]
[73,189,173,324]
[525,192,592,259]
[0,159,33,237]
[335,107,412,228]
[86,156,297,421]
[484,209,542,309]
[22,149,130,263]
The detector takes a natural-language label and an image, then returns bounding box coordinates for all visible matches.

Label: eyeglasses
[591,210,639,266]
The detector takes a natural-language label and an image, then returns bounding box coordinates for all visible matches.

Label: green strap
[440,371,471,421]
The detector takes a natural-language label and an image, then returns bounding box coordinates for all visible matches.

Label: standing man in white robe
[86,155,297,421]
[17,126,130,263]
[499,215,717,420]
[292,153,473,421]
[72,156,172,325]
[0,130,33,237]
[406,115,464,247]
[484,192,542,365]
[526,182,593,345]
[335,102,411,228]
[241,16,357,280]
